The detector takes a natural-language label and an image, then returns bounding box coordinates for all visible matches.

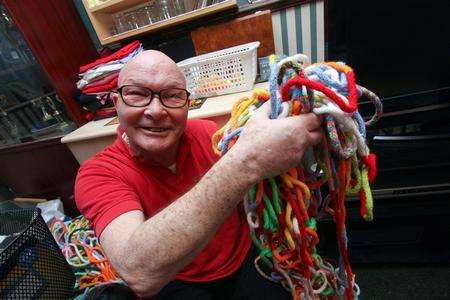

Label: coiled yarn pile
[50,216,121,293]
[211,54,383,299]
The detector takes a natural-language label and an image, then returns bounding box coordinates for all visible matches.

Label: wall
[271,0,325,62]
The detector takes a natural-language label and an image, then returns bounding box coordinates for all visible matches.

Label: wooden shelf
[89,0,144,14]
[82,0,238,46]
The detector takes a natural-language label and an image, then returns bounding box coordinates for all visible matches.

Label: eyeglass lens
[120,85,188,108]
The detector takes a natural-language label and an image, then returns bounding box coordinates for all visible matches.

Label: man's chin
[133,136,176,155]
[127,129,181,156]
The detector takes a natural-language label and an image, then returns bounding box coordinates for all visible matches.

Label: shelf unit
[82,0,238,45]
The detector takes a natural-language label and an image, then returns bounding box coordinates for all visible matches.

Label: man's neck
[139,147,178,168]
[129,141,179,168]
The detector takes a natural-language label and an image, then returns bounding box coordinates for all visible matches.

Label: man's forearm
[121,150,254,295]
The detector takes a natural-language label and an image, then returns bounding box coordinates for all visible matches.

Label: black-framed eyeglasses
[117,85,190,108]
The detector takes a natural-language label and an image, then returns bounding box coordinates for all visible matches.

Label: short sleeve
[74,161,143,237]
[186,119,220,161]
[201,119,219,138]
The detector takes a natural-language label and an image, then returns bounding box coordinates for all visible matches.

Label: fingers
[251,100,271,120]
[250,100,323,130]
[292,113,323,131]
[299,114,323,145]
[281,113,322,133]
[308,129,323,145]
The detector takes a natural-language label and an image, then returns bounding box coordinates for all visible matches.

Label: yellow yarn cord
[211,88,270,155]
[284,203,296,250]
[361,167,374,221]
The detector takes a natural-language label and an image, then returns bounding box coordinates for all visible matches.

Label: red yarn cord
[280,77,358,113]
[284,186,312,277]
[295,187,314,275]
[359,189,368,219]
[337,160,354,299]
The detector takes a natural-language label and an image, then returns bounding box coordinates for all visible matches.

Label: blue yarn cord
[220,127,243,154]
[269,60,282,119]
[353,111,366,139]
[306,64,349,96]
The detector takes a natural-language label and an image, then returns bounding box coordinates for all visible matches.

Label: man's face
[115,60,188,159]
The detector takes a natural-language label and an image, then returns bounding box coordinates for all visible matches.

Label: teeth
[146,127,165,132]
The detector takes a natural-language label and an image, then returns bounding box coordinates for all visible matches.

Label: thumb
[251,100,271,121]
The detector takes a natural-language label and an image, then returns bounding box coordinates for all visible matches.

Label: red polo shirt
[75,119,251,282]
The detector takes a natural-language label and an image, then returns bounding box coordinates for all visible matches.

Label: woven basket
[178,41,260,98]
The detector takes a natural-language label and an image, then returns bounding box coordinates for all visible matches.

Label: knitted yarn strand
[212,54,382,299]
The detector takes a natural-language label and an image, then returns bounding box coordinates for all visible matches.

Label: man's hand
[229,101,323,183]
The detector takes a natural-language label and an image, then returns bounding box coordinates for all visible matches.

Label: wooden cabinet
[82,0,238,45]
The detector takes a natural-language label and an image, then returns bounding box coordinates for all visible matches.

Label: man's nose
[143,95,167,119]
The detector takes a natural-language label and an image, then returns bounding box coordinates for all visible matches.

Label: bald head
[118,50,186,89]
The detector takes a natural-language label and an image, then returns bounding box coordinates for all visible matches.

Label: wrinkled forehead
[118,60,186,89]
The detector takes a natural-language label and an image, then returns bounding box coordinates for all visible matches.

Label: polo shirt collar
[115,127,191,177]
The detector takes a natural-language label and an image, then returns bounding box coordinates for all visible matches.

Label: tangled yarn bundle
[50,216,121,292]
[211,54,382,299]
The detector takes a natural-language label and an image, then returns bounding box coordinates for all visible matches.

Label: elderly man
[75,50,322,299]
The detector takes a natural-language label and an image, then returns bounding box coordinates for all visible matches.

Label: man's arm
[100,102,322,297]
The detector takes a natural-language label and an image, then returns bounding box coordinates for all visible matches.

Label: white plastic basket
[177,41,260,98]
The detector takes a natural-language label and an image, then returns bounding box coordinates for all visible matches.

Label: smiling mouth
[140,127,169,133]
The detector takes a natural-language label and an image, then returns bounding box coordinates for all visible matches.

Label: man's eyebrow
[122,78,142,86]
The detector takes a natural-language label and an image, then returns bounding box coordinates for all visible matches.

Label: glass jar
[113,12,127,34]
[135,6,150,28]
[124,11,139,30]
[147,1,161,23]
[171,0,186,17]
[159,0,171,20]
[141,5,153,25]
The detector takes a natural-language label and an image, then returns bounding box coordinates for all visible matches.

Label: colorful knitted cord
[211,54,382,300]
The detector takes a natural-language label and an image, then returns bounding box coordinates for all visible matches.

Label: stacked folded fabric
[75,41,143,120]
